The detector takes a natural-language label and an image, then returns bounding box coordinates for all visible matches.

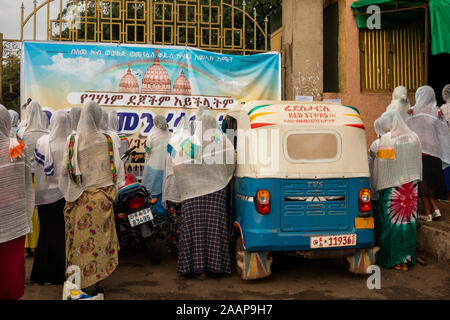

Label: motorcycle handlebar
[121,145,137,160]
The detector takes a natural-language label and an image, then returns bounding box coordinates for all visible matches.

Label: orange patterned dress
[64,185,119,288]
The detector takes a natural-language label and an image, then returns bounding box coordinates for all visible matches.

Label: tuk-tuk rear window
[284,131,341,162]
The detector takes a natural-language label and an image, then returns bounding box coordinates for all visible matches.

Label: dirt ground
[21,244,450,300]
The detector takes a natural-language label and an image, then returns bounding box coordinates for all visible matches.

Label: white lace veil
[0,105,34,242]
[108,110,119,131]
[8,110,19,136]
[68,107,81,132]
[171,109,235,201]
[374,110,422,192]
[406,85,449,159]
[387,86,411,120]
[59,101,125,202]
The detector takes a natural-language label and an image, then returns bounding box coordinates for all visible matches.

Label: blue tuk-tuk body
[232,177,374,252]
[224,101,377,279]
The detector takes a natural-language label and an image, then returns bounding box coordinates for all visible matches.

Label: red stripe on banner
[345,124,365,130]
[251,123,276,129]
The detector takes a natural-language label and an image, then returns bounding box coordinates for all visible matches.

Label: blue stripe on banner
[35,149,45,162]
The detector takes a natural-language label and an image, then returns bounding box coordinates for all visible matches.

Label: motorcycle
[113,146,171,264]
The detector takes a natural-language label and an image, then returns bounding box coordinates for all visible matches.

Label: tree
[1,58,20,113]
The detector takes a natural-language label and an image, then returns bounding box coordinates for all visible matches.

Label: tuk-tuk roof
[227,101,365,130]
[226,101,370,179]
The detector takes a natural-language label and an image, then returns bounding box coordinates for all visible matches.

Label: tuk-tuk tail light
[359,189,372,213]
[255,190,271,215]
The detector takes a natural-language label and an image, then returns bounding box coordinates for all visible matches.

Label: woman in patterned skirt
[59,101,125,295]
[169,110,235,279]
[373,110,422,270]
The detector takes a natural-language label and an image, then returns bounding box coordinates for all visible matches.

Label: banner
[21,41,281,177]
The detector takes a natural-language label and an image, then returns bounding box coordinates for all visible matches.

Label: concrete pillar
[282,0,324,101]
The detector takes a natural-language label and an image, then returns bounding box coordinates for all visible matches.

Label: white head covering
[387,86,411,120]
[171,109,235,201]
[406,85,449,160]
[0,106,11,138]
[8,109,20,137]
[108,110,119,132]
[22,101,49,133]
[17,101,49,173]
[59,101,125,202]
[373,110,422,192]
[68,107,81,132]
[440,84,450,122]
[34,110,71,205]
[142,115,172,195]
[106,110,128,158]
[0,105,34,243]
[99,108,109,132]
[392,85,408,100]
[443,84,450,103]
[162,116,188,205]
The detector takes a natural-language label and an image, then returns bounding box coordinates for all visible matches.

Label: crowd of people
[0,101,234,299]
[0,83,449,299]
[370,84,450,271]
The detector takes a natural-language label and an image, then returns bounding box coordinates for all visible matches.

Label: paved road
[21,245,450,300]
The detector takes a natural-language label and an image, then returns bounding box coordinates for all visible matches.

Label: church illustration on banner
[119,51,192,96]
[66,48,237,109]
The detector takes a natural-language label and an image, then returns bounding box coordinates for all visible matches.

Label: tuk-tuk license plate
[128,207,153,227]
[310,234,357,249]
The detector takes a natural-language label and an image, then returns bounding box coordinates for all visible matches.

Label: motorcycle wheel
[143,236,164,264]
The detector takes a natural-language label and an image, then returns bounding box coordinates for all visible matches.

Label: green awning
[351,0,450,55]
[351,0,427,29]
[430,0,450,55]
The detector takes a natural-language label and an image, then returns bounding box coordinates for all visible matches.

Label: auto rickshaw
[222,101,379,280]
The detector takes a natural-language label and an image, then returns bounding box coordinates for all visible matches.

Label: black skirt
[420,155,446,199]
[30,198,66,285]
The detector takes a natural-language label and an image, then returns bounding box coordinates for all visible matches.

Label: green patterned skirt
[376,181,418,268]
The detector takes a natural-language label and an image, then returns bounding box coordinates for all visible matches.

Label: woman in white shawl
[108,110,128,158]
[17,101,49,254]
[142,115,172,217]
[439,84,450,200]
[8,109,20,137]
[59,100,124,295]
[31,110,71,285]
[373,110,422,271]
[68,107,81,133]
[405,86,448,221]
[386,85,411,120]
[173,109,235,279]
[368,116,387,202]
[0,105,34,299]
[162,116,189,254]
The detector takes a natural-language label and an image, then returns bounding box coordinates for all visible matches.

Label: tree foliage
[53,0,281,53]
[1,59,20,113]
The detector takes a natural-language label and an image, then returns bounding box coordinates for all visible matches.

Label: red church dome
[119,66,139,93]
[173,67,192,95]
[141,55,171,94]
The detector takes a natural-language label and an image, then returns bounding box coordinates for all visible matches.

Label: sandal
[394,264,401,270]
[416,256,427,266]
[193,273,207,280]
[401,263,408,271]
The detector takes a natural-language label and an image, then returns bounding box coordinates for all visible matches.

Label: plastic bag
[62,281,104,300]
